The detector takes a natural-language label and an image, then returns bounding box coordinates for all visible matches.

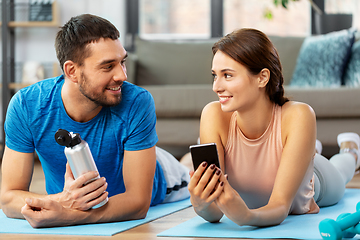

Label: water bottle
[55,129,108,209]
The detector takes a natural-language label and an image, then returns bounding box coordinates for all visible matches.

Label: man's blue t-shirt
[5,75,167,205]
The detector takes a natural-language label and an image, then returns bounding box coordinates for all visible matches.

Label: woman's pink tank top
[224,104,318,214]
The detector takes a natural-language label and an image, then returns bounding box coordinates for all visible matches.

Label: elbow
[0,201,19,219]
[0,195,11,217]
[0,192,24,219]
[2,207,17,219]
[131,198,151,220]
[269,216,287,227]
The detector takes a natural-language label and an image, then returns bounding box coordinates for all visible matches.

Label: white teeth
[108,86,120,91]
[219,96,231,100]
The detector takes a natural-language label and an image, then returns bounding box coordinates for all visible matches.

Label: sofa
[126,30,360,159]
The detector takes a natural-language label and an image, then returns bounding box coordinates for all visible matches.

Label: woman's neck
[236,100,275,140]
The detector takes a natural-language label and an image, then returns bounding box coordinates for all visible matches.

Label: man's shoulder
[18,75,64,97]
[117,81,153,106]
[10,75,64,114]
[122,81,149,97]
[109,81,155,116]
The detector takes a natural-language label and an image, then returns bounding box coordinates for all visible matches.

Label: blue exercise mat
[0,198,191,236]
[158,189,360,239]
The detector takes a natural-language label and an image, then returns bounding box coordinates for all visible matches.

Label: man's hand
[56,163,108,210]
[21,198,75,228]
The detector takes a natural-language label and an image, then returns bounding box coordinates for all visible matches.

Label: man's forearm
[0,189,49,219]
[77,193,151,225]
[22,191,153,228]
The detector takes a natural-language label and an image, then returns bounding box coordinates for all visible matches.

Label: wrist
[46,192,62,203]
[195,202,223,223]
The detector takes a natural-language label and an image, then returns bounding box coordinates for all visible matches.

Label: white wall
[10,0,127,64]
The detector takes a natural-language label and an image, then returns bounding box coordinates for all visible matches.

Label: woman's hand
[215,174,252,226]
[56,163,109,210]
[188,162,224,221]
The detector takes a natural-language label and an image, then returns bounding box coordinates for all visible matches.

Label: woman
[187,28,359,227]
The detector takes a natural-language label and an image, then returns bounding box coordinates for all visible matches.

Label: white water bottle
[55,129,108,209]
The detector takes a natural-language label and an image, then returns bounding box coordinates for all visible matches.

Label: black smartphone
[189,143,220,171]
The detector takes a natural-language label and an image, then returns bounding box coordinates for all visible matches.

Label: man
[0,14,189,228]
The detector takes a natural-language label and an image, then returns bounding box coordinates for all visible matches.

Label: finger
[24,198,55,211]
[188,162,207,189]
[81,177,107,194]
[197,164,217,189]
[65,163,75,180]
[25,198,44,209]
[64,178,107,210]
[212,181,225,200]
[81,182,108,209]
[87,191,109,209]
[76,190,109,211]
[21,203,33,213]
[72,171,100,189]
[218,173,232,191]
[202,167,221,195]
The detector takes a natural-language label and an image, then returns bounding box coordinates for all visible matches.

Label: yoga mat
[0,198,191,236]
[158,189,360,239]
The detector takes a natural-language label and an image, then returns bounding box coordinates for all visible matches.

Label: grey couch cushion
[143,84,217,118]
[285,86,360,117]
[135,37,218,85]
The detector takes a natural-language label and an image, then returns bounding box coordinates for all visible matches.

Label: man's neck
[61,80,102,123]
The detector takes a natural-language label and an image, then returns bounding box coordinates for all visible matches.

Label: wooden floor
[0,162,360,239]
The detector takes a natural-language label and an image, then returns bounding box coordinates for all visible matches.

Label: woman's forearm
[194,201,224,223]
[235,203,289,227]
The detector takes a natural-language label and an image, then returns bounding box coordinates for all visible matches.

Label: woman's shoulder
[202,101,222,114]
[201,101,233,122]
[200,101,234,145]
[281,101,316,133]
[281,101,316,120]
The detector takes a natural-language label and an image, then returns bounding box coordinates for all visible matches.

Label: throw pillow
[290,29,355,87]
[343,40,360,87]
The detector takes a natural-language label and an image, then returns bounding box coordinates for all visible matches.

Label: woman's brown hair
[212,28,289,106]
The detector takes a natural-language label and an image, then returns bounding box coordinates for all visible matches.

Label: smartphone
[189,143,220,171]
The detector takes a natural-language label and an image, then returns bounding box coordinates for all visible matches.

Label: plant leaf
[281,0,289,8]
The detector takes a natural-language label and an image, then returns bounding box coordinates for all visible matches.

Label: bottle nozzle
[55,129,73,147]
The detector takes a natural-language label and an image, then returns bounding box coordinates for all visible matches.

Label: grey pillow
[290,29,355,87]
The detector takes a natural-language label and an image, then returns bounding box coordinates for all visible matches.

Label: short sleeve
[4,91,35,153]
[124,90,158,151]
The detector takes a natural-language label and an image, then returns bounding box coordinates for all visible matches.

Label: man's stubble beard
[79,71,122,107]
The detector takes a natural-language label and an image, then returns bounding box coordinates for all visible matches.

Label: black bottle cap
[55,129,82,148]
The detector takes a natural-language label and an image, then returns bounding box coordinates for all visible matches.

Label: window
[325,0,360,30]
[223,0,311,37]
[139,0,211,40]
[127,0,357,47]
